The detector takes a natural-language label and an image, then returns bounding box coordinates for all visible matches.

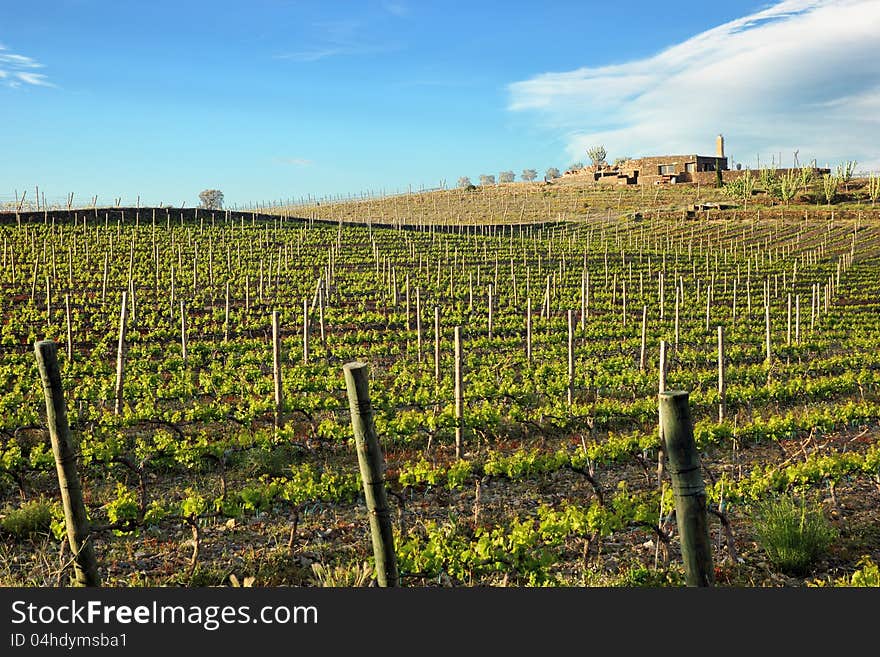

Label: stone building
[590,134,729,185]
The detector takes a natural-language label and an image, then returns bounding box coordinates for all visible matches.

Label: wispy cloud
[274,19,400,62]
[275,157,314,166]
[382,1,409,16]
[508,0,880,170]
[0,43,54,88]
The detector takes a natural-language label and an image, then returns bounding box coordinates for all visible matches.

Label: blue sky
[1,0,878,209]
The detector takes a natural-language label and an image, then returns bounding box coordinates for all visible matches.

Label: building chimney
[716,134,725,158]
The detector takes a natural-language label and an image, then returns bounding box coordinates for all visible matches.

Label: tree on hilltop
[199,189,224,210]
[587,145,607,168]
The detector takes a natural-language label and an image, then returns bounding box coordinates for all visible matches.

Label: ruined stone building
[590,134,729,185]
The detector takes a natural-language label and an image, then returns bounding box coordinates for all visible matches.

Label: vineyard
[1,196,880,588]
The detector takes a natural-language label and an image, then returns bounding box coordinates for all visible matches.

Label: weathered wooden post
[454,326,464,459]
[487,284,494,340]
[224,281,231,343]
[114,291,128,415]
[434,305,441,384]
[526,297,533,363]
[180,299,188,364]
[717,325,726,423]
[639,305,647,372]
[65,293,73,359]
[34,340,101,587]
[786,293,791,347]
[318,283,326,351]
[273,310,283,428]
[416,287,423,363]
[343,362,399,587]
[302,298,310,363]
[567,309,574,406]
[658,390,714,587]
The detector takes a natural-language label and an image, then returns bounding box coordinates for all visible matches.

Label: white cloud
[276,157,314,166]
[0,43,53,88]
[382,2,409,16]
[508,0,880,170]
[274,19,400,62]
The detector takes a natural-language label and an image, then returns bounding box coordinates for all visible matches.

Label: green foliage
[868,171,880,206]
[180,488,208,518]
[751,494,837,575]
[722,169,755,204]
[843,557,880,587]
[797,165,814,190]
[811,556,880,587]
[105,483,140,532]
[777,169,800,204]
[835,160,857,190]
[822,173,840,205]
[758,167,777,192]
[0,498,55,538]
[614,564,685,587]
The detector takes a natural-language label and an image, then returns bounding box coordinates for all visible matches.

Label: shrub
[843,557,880,587]
[1,498,54,539]
[751,494,837,575]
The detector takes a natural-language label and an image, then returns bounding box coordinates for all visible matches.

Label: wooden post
[302,298,310,363]
[659,390,714,587]
[639,305,647,372]
[674,287,680,349]
[717,325,726,423]
[343,362,398,587]
[405,273,411,330]
[224,281,230,343]
[65,293,73,359]
[434,305,441,384]
[580,269,587,329]
[114,291,128,415]
[786,293,791,347]
[526,297,533,363]
[101,252,108,306]
[657,339,668,489]
[180,300,187,364]
[318,283,326,351]
[765,301,772,364]
[567,309,575,406]
[273,310,283,428]
[487,284,493,340]
[659,339,667,393]
[705,285,711,332]
[34,340,101,586]
[454,326,464,459]
[416,288,422,363]
[46,275,51,327]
